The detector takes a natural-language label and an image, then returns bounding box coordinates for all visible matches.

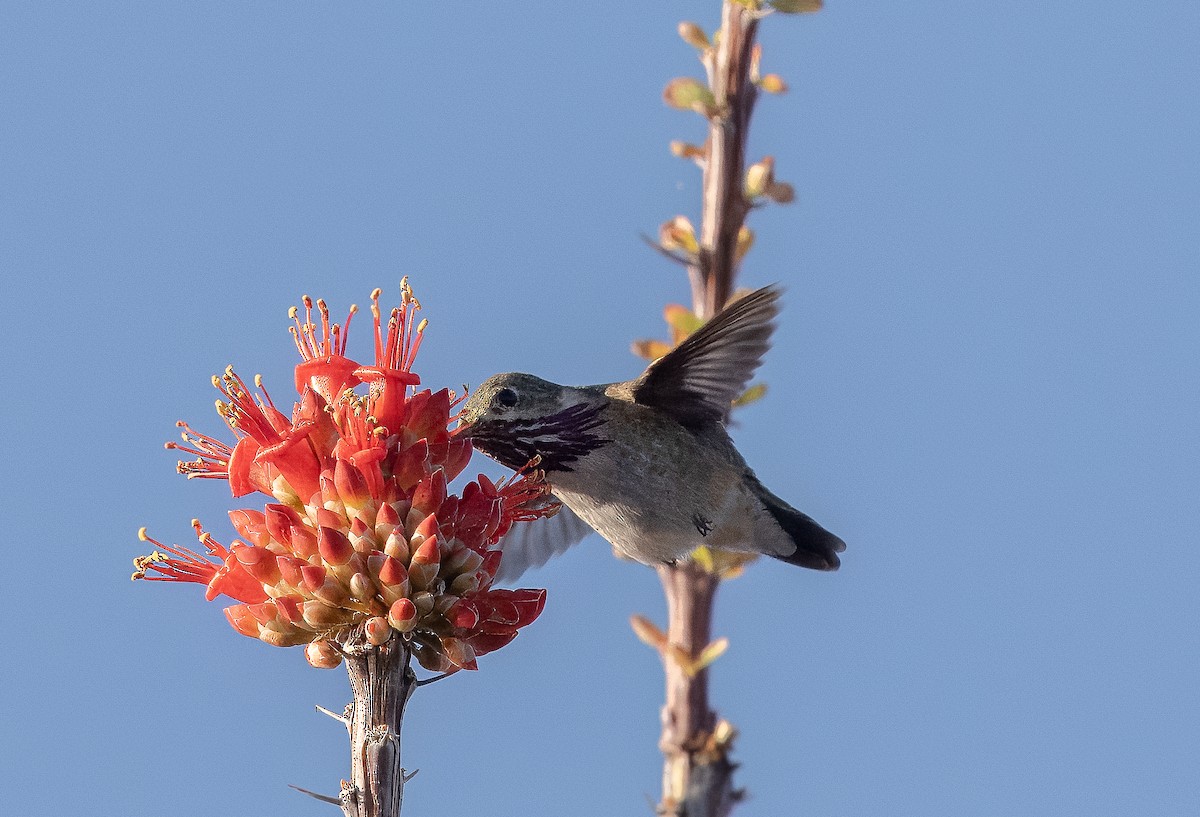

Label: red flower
[134,281,553,670]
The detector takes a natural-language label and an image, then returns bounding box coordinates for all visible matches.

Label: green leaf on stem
[770,0,823,12]
[663,77,716,115]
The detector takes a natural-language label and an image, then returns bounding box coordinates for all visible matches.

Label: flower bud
[349,571,376,601]
[388,598,419,632]
[377,556,411,604]
[449,571,480,596]
[408,536,441,591]
[232,543,280,585]
[365,616,392,646]
[225,604,262,639]
[334,459,370,511]
[411,468,447,516]
[349,516,375,553]
[375,501,401,542]
[411,590,435,618]
[383,528,410,563]
[443,546,483,578]
[318,526,354,566]
[305,640,343,669]
[301,600,354,629]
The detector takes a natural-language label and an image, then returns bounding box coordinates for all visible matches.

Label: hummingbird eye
[492,387,519,409]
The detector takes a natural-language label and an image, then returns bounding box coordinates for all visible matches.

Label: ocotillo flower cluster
[134,281,550,672]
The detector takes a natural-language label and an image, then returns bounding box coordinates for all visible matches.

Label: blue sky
[2,2,1198,815]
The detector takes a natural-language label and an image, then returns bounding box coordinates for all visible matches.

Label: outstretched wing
[631,285,780,426]
[492,496,596,583]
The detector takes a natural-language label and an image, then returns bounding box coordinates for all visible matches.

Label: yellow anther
[138,527,149,541]
[349,304,359,314]
[289,306,299,319]
[417,318,428,333]
[254,374,264,387]
[370,287,382,299]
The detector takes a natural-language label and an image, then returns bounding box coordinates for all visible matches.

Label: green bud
[759,74,788,94]
[677,21,709,49]
[770,0,823,13]
[663,77,716,115]
[745,156,776,198]
[670,140,706,162]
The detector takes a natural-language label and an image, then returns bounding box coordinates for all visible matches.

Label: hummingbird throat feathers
[470,398,609,473]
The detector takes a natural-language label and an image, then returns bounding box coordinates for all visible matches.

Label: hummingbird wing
[492,495,595,583]
[631,285,780,426]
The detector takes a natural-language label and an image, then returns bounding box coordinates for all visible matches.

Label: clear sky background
[2,2,1198,815]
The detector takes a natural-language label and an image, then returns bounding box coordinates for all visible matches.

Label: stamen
[340,304,359,357]
[370,288,384,364]
[316,298,332,357]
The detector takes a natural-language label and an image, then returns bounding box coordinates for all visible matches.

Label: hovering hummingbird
[458,286,844,582]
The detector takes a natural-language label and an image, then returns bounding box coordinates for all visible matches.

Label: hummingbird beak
[453,405,488,439]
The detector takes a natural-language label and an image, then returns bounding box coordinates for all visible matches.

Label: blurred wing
[492,496,595,583]
[631,286,780,427]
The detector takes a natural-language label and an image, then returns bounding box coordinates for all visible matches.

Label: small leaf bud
[678,21,709,49]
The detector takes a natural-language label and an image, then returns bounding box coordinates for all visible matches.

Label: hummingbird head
[458,372,610,472]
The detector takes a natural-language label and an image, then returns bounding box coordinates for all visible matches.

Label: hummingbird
[458,285,844,582]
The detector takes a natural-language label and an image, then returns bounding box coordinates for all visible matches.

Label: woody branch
[650,2,816,815]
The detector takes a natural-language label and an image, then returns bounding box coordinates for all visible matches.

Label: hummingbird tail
[747,474,845,571]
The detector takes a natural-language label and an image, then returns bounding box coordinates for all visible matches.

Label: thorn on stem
[315,704,350,725]
[288,784,342,806]
[416,671,453,687]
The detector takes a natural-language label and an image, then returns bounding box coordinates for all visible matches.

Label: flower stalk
[651,2,821,815]
[339,631,417,817]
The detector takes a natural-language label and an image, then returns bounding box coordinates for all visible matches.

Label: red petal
[206,556,270,604]
[318,526,353,566]
[294,355,361,404]
[228,509,270,547]
[232,543,281,585]
[224,605,261,638]
[466,630,517,656]
[227,437,263,497]
[378,556,408,587]
[411,468,447,516]
[410,536,440,568]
